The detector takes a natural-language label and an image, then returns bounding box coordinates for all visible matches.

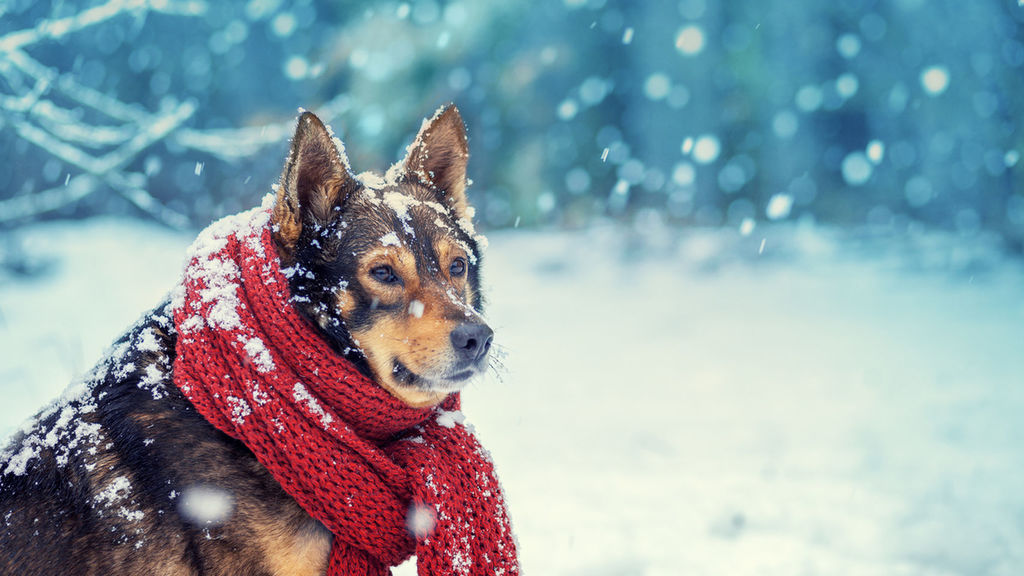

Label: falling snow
[2,1,1024,573]
[841,152,874,186]
[920,65,951,96]
[408,299,425,318]
[866,140,885,164]
[675,24,705,55]
[178,484,235,526]
[691,135,721,165]
[739,217,756,236]
[407,502,438,538]
[765,193,794,220]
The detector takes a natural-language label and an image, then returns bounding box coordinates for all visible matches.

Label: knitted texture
[170,206,519,576]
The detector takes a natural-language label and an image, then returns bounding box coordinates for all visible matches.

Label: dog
[0,104,494,575]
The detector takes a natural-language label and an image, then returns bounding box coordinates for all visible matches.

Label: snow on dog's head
[267,106,493,408]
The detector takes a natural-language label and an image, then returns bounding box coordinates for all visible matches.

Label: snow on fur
[380,231,401,247]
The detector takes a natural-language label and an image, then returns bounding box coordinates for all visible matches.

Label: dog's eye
[450,257,466,277]
[370,265,399,284]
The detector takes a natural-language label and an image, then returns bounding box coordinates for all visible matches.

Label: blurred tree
[0,0,1021,252]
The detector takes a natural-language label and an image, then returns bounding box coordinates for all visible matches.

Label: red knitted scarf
[170,206,519,575]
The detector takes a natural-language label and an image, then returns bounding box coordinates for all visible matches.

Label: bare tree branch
[0,0,206,227]
[0,176,100,225]
[0,0,353,227]
[0,0,207,53]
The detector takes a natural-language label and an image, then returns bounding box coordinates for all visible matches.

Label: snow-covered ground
[2,218,1024,575]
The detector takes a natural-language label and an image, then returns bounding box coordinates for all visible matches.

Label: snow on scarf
[169,202,519,575]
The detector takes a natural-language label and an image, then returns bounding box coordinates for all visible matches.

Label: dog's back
[0,304,330,575]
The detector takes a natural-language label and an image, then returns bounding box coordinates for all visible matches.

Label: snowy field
[2,217,1024,575]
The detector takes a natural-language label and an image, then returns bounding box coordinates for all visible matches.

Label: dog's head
[269,105,490,407]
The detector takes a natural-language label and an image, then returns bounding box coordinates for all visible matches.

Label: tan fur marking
[434,237,477,309]
[384,382,447,408]
[348,284,463,408]
[357,246,419,302]
[335,287,356,315]
[272,196,302,260]
[437,237,468,282]
[258,523,331,576]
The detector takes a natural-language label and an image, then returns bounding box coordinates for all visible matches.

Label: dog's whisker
[486,364,506,384]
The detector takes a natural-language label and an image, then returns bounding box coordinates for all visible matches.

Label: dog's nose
[450,323,494,363]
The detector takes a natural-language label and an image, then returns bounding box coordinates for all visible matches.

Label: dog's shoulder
[1,303,329,575]
[0,302,200,571]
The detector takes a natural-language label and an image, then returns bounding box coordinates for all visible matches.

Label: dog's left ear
[401,104,470,219]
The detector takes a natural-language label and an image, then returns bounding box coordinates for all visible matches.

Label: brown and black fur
[0,105,492,575]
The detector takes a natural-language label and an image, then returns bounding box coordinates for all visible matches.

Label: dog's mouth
[392,359,478,392]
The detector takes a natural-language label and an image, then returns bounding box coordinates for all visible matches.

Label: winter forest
[2,0,1024,574]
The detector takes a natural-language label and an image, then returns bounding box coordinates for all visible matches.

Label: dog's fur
[0,105,491,575]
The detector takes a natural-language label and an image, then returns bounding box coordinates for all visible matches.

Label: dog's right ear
[272,111,359,256]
